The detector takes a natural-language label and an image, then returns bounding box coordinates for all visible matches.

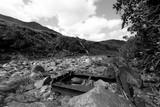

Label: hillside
[100,39,125,49]
[0,14,125,60]
[0,14,61,35]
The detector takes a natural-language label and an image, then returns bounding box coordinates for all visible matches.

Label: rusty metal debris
[51,71,116,96]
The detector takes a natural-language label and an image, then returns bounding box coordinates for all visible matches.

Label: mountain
[0,14,61,35]
[0,14,125,60]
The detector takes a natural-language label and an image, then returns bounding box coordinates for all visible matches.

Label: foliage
[119,36,142,61]
[55,36,86,54]
[0,18,124,59]
[113,0,160,72]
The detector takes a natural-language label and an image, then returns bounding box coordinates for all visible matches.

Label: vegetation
[114,0,160,73]
[0,16,125,60]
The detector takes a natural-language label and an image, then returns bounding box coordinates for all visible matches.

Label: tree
[113,0,160,72]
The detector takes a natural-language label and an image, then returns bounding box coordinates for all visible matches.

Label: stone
[42,101,58,107]
[103,66,116,78]
[60,96,71,107]
[30,72,42,80]
[7,101,58,107]
[4,93,15,103]
[26,89,42,99]
[2,63,9,68]
[42,90,51,99]
[34,78,45,89]
[25,83,35,91]
[68,85,134,107]
[22,69,31,76]
[7,101,27,107]
[45,66,56,72]
[22,61,29,65]
[32,65,45,74]
[71,77,83,84]
[0,70,7,77]
[94,66,107,74]
[15,95,27,103]
[0,95,4,104]
[94,79,109,88]
[10,71,22,78]
[40,85,48,93]
[9,60,18,67]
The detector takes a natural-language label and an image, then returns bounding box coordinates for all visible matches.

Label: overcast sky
[0,0,131,41]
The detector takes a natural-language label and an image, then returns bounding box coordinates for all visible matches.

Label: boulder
[68,85,134,107]
[32,65,45,73]
[34,78,46,89]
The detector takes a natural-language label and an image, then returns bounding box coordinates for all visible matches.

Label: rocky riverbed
[0,55,159,107]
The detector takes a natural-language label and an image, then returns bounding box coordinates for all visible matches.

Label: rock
[22,69,31,76]
[85,80,94,86]
[4,93,15,103]
[45,66,56,72]
[0,70,7,77]
[60,96,71,107]
[22,61,29,65]
[103,66,116,78]
[68,85,134,107]
[25,83,35,91]
[40,85,48,93]
[94,79,109,88]
[2,63,9,68]
[32,65,45,74]
[42,90,51,99]
[7,101,58,107]
[10,71,22,78]
[71,77,83,84]
[15,95,27,103]
[30,72,42,80]
[7,101,27,107]
[15,90,39,103]
[26,89,42,99]
[34,78,46,89]
[94,66,107,74]
[0,95,4,104]
[42,101,59,107]
[9,60,18,67]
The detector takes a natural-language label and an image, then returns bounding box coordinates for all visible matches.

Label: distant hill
[100,39,125,50]
[0,14,125,60]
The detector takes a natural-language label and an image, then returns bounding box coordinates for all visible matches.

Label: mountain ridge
[0,14,61,35]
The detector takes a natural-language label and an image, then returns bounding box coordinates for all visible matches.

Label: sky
[0,0,131,41]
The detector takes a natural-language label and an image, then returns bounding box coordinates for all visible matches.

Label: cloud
[106,19,122,29]
[0,0,31,21]
[45,25,54,30]
[59,16,121,40]
[0,0,126,41]
[107,27,132,40]
[0,0,98,22]
[78,16,121,33]
[88,33,106,41]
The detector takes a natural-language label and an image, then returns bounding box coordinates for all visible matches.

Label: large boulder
[67,85,134,107]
